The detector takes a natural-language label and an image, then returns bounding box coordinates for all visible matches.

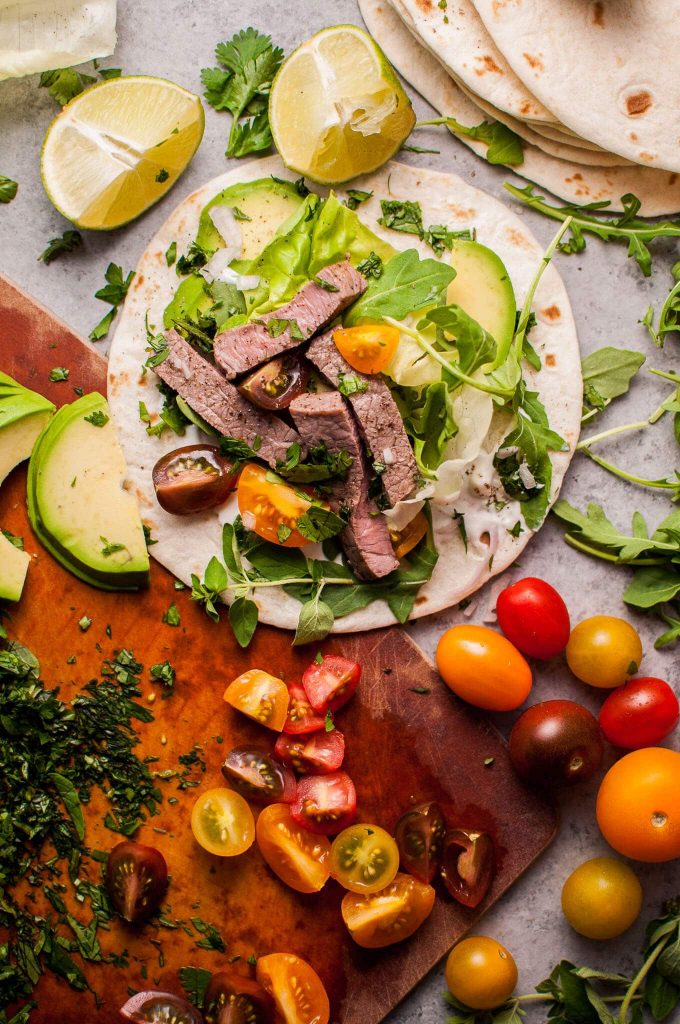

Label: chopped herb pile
[378,198,473,255]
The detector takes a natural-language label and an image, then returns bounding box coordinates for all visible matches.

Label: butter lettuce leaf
[308,193,394,275]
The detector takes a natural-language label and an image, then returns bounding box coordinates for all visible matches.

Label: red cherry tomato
[599,678,679,750]
[283,683,326,735]
[291,771,357,835]
[275,730,345,774]
[496,577,570,660]
[302,655,361,713]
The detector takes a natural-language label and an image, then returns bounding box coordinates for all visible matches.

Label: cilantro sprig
[38,230,82,265]
[90,263,135,341]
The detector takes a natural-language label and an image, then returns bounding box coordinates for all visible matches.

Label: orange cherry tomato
[332,324,400,374]
[256,953,330,1024]
[224,669,289,731]
[389,510,429,560]
[436,625,532,711]
[256,803,331,894]
[341,872,435,948]
[596,747,680,862]
[237,463,320,547]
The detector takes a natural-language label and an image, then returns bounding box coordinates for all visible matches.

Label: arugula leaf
[426,304,497,375]
[345,248,456,325]
[581,347,645,419]
[418,116,523,165]
[39,67,96,105]
[0,175,18,204]
[643,261,680,346]
[393,381,457,476]
[38,230,82,265]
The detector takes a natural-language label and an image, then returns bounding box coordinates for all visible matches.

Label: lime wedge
[41,76,204,230]
[269,25,415,185]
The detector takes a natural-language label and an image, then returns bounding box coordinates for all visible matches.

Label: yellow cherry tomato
[566,615,643,689]
[389,510,429,560]
[561,857,643,940]
[330,823,400,894]
[224,669,290,731]
[191,788,255,856]
[436,625,532,711]
[332,324,400,374]
[445,937,518,1010]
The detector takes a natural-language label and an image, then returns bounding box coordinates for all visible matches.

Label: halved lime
[269,25,415,185]
[41,76,204,230]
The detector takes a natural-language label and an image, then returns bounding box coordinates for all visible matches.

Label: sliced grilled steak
[289,391,399,581]
[213,261,367,380]
[305,330,419,507]
[154,330,303,467]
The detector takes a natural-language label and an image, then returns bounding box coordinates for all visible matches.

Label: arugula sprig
[642,261,680,346]
[416,117,523,166]
[581,347,646,423]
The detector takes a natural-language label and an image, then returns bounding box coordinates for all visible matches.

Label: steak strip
[154,330,304,467]
[213,261,367,380]
[305,331,419,507]
[289,392,399,581]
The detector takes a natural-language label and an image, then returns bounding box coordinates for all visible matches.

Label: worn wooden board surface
[0,273,557,1024]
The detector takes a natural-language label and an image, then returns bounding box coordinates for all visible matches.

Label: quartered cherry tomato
[152,444,238,515]
[389,511,429,561]
[394,801,446,883]
[301,655,361,713]
[221,746,296,804]
[332,324,400,375]
[291,771,357,835]
[330,824,400,894]
[441,829,494,908]
[341,872,435,949]
[256,803,331,894]
[120,991,202,1024]
[256,953,330,1024]
[596,747,680,862]
[509,700,604,788]
[105,841,168,925]
[224,669,290,732]
[284,683,326,735]
[191,788,255,857]
[238,352,310,411]
[203,971,274,1024]
[445,938,517,1011]
[599,677,679,749]
[496,577,570,660]
[436,625,532,711]
[566,615,643,689]
[237,463,319,547]
[275,730,345,775]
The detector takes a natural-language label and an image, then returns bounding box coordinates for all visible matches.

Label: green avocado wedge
[0,371,55,486]
[446,239,516,354]
[195,176,307,261]
[0,532,30,602]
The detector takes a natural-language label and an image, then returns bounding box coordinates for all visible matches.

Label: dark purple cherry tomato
[599,677,679,749]
[221,747,296,804]
[119,990,202,1024]
[496,577,570,660]
[509,700,604,787]
[203,970,274,1024]
[394,801,446,883]
[106,841,168,924]
[441,829,494,908]
[238,352,310,411]
[152,444,238,515]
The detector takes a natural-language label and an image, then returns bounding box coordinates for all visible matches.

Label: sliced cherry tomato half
[238,352,310,411]
[237,463,320,547]
[191,788,255,857]
[291,771,357,835]
[330,823,400,894]
[341,872,435,949]
[389,510,429,561]
[332,324,400,375]
[120,991,202,1024]
[105,841,168,925]
[274,730,345,775]
[256,953,330,1024]
[441,829,495,908]
[301,655,361,714]
[256,803,331,894]
[224,669,290,732]
[203,970,274,1024]
[283,683,326,735]
[496,577,570,660]
[221,746,296,804]
[152,444,238,515]
[394,801,446,884]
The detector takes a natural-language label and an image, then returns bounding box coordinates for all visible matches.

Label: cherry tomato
[191,788,255,857]
[561,856,643,940]
[256,953,330,1024]
[332,324,400,375]
[274,730,345,775]
[301,654,361,713]
[389,511,429,561]
[436,625,532,711]
[394,801,445,884]
[441,829,494,908]
[238,352,310,411]
[341,872,435,949]
[291,771,357,835]
[224,669,290,732]
[599,677,679,749]
[566,615,643,689]
[445,937,517,1011]
[330,824,400,894]
[105,841,168,925]
[221,746,296,804]
[152,444,237,515]
[203,971,274,1024]
[120,991,202,1024]
[596,747,680,862]
[283,683,326,735]
[237,463,319,547]
[496,577,570,660]
[256,803,331,894]
[508,700,604,788]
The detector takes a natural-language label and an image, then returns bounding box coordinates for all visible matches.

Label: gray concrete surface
[2,1,680,1019]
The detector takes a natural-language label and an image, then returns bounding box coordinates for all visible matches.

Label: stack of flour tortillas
[359,0,680,215]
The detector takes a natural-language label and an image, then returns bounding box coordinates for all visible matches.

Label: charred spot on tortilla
[592,2,605,28]
[545,354,556,368]
[415,0,433,11]
[540,305,561,322]
[624,90,653,117]
[522,53,544,73]
[475,55,502,76]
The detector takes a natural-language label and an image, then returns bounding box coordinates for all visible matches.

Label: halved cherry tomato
[436,625,532,711]
[256,803,331,894]
[275,730,345,774]
[221,746,296,803]
[191,788,255,857]
[284,683,326,735]
[341,872,435,949]
[291,771,357,835]
[566,615,643,689]
[237,463,320,547]
[238,352,310,411]
[332,324,400,375]
[256,953,330,1024]
[224,669,290,732]
[105,841,168,924]
[120,991,202,1024]
[301,655,361,713]
[203,971,274,1024]
[152,444,238,515]
[599,677,679,749]
[394,801,445,884]
[389,511,429,561]
[330,824,399,894]
[441,829,495,908]
[496,577,570,660]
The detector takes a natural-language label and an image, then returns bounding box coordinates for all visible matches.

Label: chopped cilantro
[49,366,69,382]
[38,230,82,264]
[162,603,181,627]
[84,410,109,427]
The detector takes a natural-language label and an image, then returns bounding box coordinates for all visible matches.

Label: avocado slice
[27,393,150,591]
[196,177,307,260]
[0,371,55,485]
[0,532,30,602]
[446,239,516,355]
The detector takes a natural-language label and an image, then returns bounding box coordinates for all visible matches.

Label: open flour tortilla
[108,155,581,633]
[360,0,680,215]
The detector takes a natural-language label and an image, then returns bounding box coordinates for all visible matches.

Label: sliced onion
[382,447,395,465]
[241,510,256,532]
[209,206,241,262]
[518,462,538,490]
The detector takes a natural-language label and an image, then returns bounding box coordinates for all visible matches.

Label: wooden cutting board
[0,274,557,1024]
